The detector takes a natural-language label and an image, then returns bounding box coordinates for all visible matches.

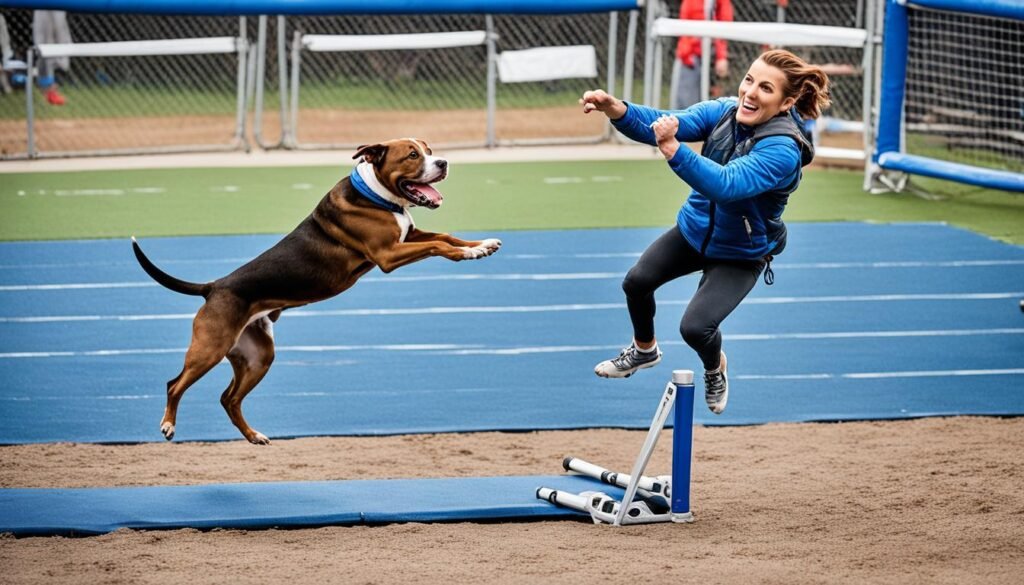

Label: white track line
[1,328,1020,359]
[1,293,1020,324]
[3,260,1022,289]
[436,329,1024,355]
[737,369,1024,380]
[0,343,480,359]
[0,273,620,291]
[778,260,1024,269]
[1,258,1022,274]
[0,387,503,402]
[15,187,168,197]
[0,282,156,291]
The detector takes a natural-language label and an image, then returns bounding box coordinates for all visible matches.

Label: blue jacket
[612,97,813,260]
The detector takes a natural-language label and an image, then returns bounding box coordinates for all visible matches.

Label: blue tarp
[0,475,618,536]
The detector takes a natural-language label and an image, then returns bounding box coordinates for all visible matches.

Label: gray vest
[699,105,815,255]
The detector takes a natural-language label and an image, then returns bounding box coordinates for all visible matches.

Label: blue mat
[0,475,614,537]
[1,223,1022,443]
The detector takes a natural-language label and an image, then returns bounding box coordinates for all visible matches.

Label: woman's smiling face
[736,59,797,126]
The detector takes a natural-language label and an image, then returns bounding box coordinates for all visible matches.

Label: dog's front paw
[479,238,502,255]
[460,246,486,260]
[160,421,175,441]
[462,239,502,260]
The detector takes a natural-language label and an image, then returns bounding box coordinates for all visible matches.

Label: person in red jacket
[671,0,733,110]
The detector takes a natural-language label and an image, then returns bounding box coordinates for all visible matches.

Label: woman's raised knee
[680,320,714,349]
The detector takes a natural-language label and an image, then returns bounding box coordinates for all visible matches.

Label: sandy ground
[2,416,1024,584]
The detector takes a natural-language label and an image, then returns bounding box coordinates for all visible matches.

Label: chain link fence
[1,2,869,159]
[273,12,634,149]
[1,10,247,158]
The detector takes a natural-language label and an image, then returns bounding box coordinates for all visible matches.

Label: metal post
[861,0,878,190]
[485,15,497,148]
[623,10,638,102]
[643,0,659,105]
[700,0,714,102]
[613,378,677,526]
[253,15,270,148]
[289,30,302,148]
[234,17,250,151]
[246,41,257,131]
[604,12,619,140]
[652,36,663,110]
[614,9,640,144]
[26,48,35,158]
[868,0,888,190]
[277,16,289,147]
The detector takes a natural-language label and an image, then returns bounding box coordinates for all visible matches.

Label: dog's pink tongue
[408,183,443,205]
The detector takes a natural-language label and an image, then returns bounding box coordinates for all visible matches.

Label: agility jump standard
[537,370,695,526]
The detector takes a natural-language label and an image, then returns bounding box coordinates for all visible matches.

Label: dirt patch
[2,417,1023,584]
[0,114,242,156]
[1,107,861,161]
[1,106,609,157]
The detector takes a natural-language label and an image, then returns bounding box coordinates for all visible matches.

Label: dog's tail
[132,237,211,297]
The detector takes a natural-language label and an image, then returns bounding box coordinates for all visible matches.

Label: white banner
[498,45,598,83]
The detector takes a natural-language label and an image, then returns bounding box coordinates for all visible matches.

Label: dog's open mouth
[399,180,444,209]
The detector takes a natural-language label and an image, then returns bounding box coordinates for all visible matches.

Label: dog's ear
[353,144,388,167]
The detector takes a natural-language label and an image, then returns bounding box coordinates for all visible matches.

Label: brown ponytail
[759,49,832,120]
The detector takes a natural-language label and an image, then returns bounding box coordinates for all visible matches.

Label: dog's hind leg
[161,296,247,441]
[221,315,276,445]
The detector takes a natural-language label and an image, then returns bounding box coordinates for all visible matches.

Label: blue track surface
[1,223,1022,444]
[0,474,618,537]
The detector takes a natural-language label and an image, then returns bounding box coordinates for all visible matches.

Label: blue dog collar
[350,167,404,213]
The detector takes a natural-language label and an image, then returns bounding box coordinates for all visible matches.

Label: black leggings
[622,227,766,370]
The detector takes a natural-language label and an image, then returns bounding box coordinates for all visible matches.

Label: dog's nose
[436,159,448,171]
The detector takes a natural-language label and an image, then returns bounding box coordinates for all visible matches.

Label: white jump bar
[37,37,240,59]
[651,19,868,48]
[303,31,487,52]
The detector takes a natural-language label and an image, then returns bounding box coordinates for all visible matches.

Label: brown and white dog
[132,138,501,444]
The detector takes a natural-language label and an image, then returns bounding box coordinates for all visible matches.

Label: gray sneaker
[704,351,729,414]
[594,343,662,378]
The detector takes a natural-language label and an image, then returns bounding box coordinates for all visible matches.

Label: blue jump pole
[671,369,695,522]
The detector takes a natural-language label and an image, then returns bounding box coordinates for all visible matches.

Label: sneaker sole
[594,354,662,379]
[709,395,728,414]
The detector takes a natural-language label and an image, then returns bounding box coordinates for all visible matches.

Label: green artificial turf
[1,160,1022,243]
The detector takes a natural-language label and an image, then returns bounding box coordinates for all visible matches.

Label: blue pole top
[0,0,644,15]
[903,0,1024,21]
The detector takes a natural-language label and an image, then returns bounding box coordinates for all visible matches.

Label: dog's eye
[408,151,419,159]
